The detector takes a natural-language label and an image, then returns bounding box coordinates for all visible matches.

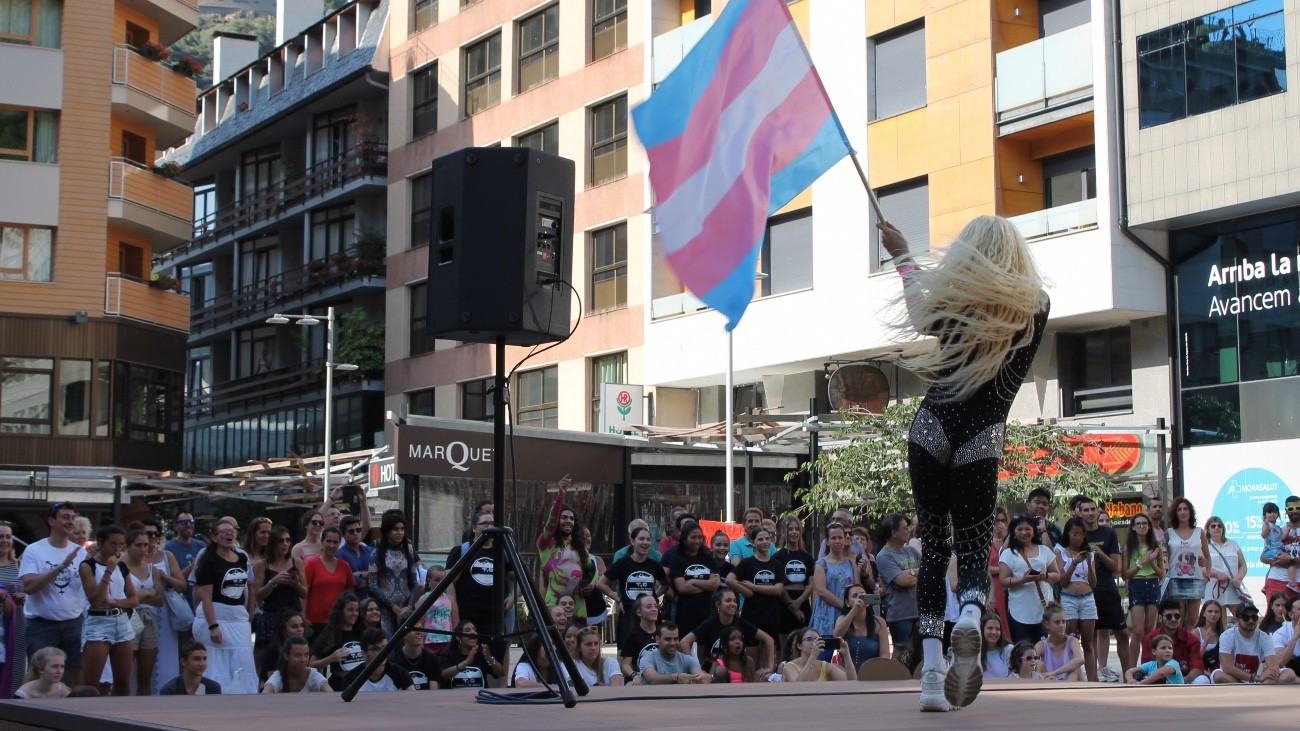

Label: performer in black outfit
[879,215,1050,712]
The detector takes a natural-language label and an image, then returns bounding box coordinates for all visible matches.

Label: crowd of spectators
[3,486,1300,702]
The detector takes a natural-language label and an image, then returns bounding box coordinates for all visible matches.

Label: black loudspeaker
[426,147,574,345]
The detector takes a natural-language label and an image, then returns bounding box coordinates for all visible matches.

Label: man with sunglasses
[1261,496,1300,601]
[337,515,376,602]
[18,502,88,685]
[1138,598,1204,684]
[1212,600,1296,683]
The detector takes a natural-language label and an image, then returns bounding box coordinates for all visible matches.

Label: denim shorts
[26,616,84,666]
[1128,577,1161,607]
[82,612,136,646]
[1061,592,1097,621]
[887,618,916,648]
[1164,578,1202,602]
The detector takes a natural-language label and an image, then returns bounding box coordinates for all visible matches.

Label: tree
[169,12,277,89]
[787,398,1119,524]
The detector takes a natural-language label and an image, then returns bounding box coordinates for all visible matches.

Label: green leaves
[787,398,1118,523]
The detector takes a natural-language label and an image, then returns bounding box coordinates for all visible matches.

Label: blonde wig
[890,215,1047,403]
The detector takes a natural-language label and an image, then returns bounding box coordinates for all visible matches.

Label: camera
[820,636,841,650]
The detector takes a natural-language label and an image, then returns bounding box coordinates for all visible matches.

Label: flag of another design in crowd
[632,0,853,331]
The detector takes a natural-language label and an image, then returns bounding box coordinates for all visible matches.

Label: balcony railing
[189,253,384,336]
[111,44,198,118]
[995,23,1093,119]
[108,157,193,223]
[104,275,190,332]
[189,144,388,253]
[184,357,383,420]
[650,290,707,320]
[1009,198,1098,240]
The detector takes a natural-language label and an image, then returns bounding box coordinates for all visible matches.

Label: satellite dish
[827,363,890,413]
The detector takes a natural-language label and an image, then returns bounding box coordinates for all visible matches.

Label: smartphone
[820,636,841,650]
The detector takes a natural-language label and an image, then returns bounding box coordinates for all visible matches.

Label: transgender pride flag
[632,0,853,331]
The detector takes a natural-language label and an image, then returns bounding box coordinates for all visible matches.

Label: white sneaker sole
[945,623,983,708]
[919,693,953,712]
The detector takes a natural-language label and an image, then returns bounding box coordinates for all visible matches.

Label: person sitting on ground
[1262,591,1290,635]
[618,594,660,681]
[309,592,364,691]
[1139,599,1204,685]
[1034,604,1084,681]
[574,626,623,687]
[386,608,441,690]
[262,636,329,693]
[512,631,567,688]
[638,622,711,684]
[159,641,222,695]
[342,629,415,692]
[833,583,890,670]
[1192,599,1225,684]
[1212,601,1296,684]
[67,685,99,697]
[15,647,71,699]
[1125,634,1184,685]
[259,609,308,683]
[681,586,774,672]
[710,625,760,683]
[780,627,857,682]
[436,620,504,689]
[1271,595,1300,680]
[1007,641,1043,680]
[981,613,1013,678]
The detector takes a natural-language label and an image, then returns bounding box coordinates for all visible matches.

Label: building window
[309,205,355,260]
[461,377,494,421]
[0,224,53,281]
[236,326,277,378]
[518,4,559,93]
[1138,0,1286,128]
[1039,0,1090,35]
[0,108,57,163]
[113,362,182,444]
[869,21,926,121]
[517,366,558,428]
[590,95,627,185]
[409,282,435,356]
[413,0,437,32]
[0,356,52,433]
[516,121,558,154]
[592,0,627,61]
[1059,327,1132,417]
[312,106,355,164]
[590,351,626,431]
[464,33,501,116]
[409,387,435,416]
[869,177,929,268]
[240,145,281,200]
[1043,146,1096,208]
[0,0,61,48]
[591,223,626,311]
[410,172,432,248]
[759,208,812,297]
[117,242,145,280]
[412,62,438,139]
[120,130,146,165]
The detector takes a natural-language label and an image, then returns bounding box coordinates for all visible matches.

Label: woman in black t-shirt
[193,522,256,693]
[773,516,815,635]
[681,586,774,673]
[309,592,363,690]
[596,526,667,639]
[669,521,719,636]
[730,527,784,643]
[617,594,661,680]
[436,620,504,689]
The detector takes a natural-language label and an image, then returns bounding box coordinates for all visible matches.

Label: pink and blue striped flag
[632,0,852,331]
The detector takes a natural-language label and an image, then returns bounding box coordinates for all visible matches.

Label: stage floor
[0,679,1293,730]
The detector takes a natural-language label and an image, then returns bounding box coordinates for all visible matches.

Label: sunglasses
[175,519,195,526]
[277,537,293,543]
[145,531,159,538]
[1287,507,1300,514]
[346,528,363,534]
[1240,614,1260,622]
[1021,655,1040,661]
[309,520,324,527]
[1162,612,1181,620]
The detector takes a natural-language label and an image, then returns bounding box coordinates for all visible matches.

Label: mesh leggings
[908,441,1001,640]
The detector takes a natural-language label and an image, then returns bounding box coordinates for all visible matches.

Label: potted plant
[237,101,250,112]
[153,160,183,178]
[138,42,172,62]
[149,272,181,292]
[173,56,203,78]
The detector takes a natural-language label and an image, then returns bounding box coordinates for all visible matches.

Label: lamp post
[266,306,357,496]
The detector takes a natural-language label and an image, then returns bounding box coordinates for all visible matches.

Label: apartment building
[645,1,1169,482]
[161,0,390,472]
[384,0,650,435]
[0,0,198,522]
[1120,0,1297,582]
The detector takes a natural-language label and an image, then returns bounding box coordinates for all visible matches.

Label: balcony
[1008,199,1098,241]
[995,23,1093,129]
[117,0,199,45]
[184,358,383,422]
[171,144,387,265]
[107,158,194,248]
[104,275,191,333]
[651,14,714,85]
[111,45,198,148]
[189,253,385,338]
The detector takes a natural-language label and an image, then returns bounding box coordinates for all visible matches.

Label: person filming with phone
[781,627,857,682]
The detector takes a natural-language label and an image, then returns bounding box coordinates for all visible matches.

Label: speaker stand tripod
[343,335,587,706]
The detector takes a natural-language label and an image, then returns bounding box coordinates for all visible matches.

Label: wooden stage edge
[2,679,1297,731]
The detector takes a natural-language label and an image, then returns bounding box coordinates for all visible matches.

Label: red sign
[999,433,1142,480]
[698,520,744,543]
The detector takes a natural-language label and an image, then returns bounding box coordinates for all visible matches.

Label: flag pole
[848,152,886,223]
[725,330,735,525]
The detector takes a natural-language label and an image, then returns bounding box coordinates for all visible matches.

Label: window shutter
[769,211,813,295]
[1040,0,1090,36]
[872,24,926,120]
[872,179,929,266]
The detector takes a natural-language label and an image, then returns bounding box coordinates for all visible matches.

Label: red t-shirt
[303,555,355,624]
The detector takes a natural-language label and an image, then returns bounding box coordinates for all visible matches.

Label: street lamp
[266,305,358,495]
